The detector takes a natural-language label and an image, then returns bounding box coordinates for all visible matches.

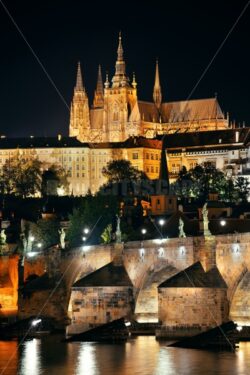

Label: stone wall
[157,287,229,338]
[0,255,19,317]
[67,286,133,336]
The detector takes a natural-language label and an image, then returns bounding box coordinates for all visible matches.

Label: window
[155,154,159,160]
[146,153,149,159]
[151,166,154,173]
[76,173,79,177]
[132,152,138,160]
[82,173,85,177]
[151,154,154,160]
[146,167,149,173]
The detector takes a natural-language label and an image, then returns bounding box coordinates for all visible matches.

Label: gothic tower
[103,33,141,142]
[69,62,90,142]
[153,60,162,109]
[93,65,104,108]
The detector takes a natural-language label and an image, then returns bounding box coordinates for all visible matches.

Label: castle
[69,34,229,144]
[0,34,249,196]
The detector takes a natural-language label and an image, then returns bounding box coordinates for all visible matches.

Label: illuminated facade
[69,34,229,144]
[0,129,249,196]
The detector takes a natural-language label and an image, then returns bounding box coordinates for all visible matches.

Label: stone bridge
[20,232,250,327]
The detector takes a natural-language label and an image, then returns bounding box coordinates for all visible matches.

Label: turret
[93,65,104,108]
[69,62,90,142]
[112,32,129,88]
[153,60,162,109]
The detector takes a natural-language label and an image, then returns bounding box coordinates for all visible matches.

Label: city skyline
[0,0,249,137]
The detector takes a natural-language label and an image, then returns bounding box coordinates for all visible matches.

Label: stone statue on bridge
[59,228,66,249]
[115,214,122,243]
[178,218,186,238]
[202,203,211,237]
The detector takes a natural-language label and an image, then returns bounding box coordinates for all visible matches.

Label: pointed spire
[93,65,104,108]
[75,61,84,91]
[132,72,137,89]
[96,65,103,93]
[104,72,110,89]
[117,31,124,61]
[153,60,162,109]
[112,32,127,87]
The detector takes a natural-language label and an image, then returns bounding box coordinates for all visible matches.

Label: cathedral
[69,34,229,144]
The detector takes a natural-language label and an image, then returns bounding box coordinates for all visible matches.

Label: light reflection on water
[0,336,250,375]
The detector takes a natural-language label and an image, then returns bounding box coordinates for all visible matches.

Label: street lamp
[37,243,42,249]
[158,219,165,227]
[29,236,35,242]
[220,219,226,227]
[82,236,87,242]
[83,228,89,235]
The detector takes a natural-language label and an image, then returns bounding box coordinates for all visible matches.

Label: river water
[0,336,250,375]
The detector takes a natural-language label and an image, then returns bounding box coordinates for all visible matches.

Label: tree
[172,164,238,203]
[29,218,60,249]
[1,157,42,197]
[235,177,249,202]
[102,159,146,184]
[41,165,69,196]
[66,194,118,247]
[101,224,113,244]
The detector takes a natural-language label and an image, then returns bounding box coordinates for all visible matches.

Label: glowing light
[158,247,164,258]
[179,245,186,254]
[232,243,240,253]
[27,252,37,258]
[139,248,145,258]
[141,228,147,235]
[220,220,226,226]
[21,339,41,374]
[31,319,42,327]
[57,186,65,196]
[82,245,91,252]
[158,219,165,226]
[125,321,131,327]
[237,325,243,332]
[83,228,89,234]
[37,243,42,248]
[82,236,87,242]
[29,236,35,242]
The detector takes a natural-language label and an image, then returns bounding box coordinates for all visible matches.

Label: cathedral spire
[153,60,162,109]
[117,31,124,61]
[112,32,127,87]
[75,61,84,91]
[93,65,104,108]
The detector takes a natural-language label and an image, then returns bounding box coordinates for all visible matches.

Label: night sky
[0,0,249,137]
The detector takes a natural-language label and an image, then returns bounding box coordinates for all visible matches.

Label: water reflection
[19,339,41,375]
[76,344,99,375]
[0,336,250,375]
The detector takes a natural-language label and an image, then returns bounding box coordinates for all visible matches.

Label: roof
[0,136,84,149]
[159,262,227,288]
[72,262,133,288]
[158,128,250,149]
[139,98,225,123]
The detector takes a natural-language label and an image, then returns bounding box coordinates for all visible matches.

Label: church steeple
[153,60,162,109]
[93,65,104,108]
[75,61,84,91]
[112,32,128,87]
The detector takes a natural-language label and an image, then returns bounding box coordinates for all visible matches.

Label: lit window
[132,153,138,159]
